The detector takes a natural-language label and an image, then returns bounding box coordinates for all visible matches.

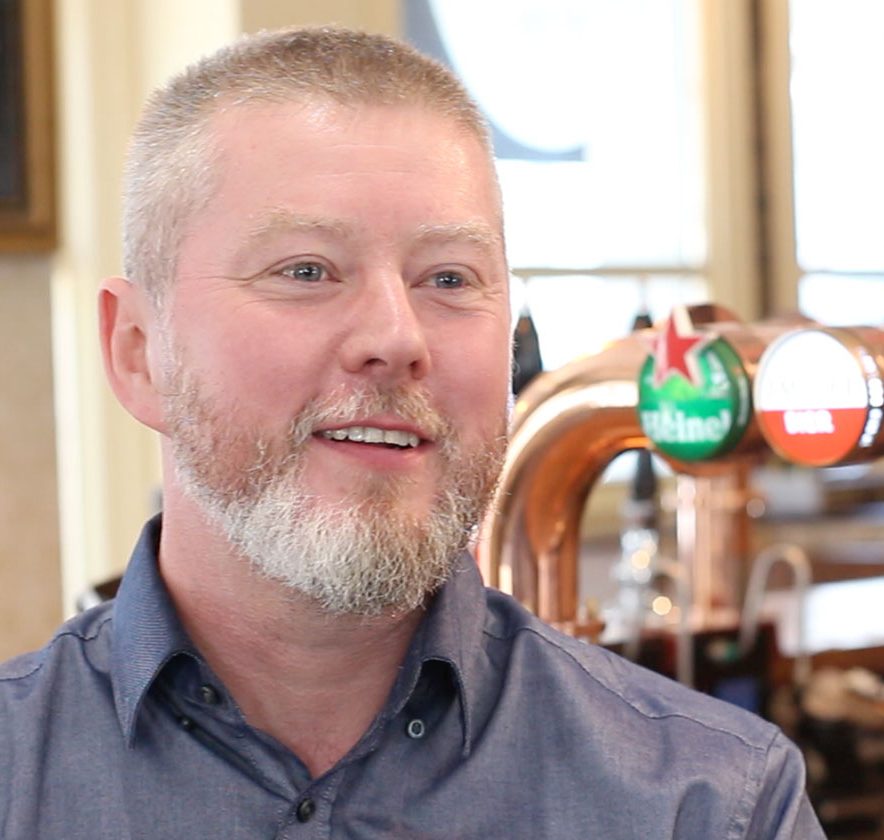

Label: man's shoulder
[482,586,778,751]
[0,603,117,788]
[476,588,823,837]
[0,603,115,701]
[0,603,131,832]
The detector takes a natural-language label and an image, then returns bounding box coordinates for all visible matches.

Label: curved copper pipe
[479,311,803,628]
[481,334,650,625]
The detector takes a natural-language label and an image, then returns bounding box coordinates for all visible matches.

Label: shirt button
[198,684,221,705]
[296,797,316,823]
[406,718,426,739]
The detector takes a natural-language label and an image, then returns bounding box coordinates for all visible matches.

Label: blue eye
[431,271,465,289]
[281,262,325,282]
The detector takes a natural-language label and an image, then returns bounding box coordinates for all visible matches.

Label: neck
[158,488,423,779]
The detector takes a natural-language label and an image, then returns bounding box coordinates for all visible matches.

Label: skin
[98,99,512,778]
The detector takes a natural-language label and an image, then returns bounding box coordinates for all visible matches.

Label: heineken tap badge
[638,306,752,461]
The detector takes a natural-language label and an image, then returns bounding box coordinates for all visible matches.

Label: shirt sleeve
[739,730,826,839]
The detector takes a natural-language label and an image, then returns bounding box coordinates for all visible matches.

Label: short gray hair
[122,26,493,306]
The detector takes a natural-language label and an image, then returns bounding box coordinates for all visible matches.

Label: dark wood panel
[0,0,55,251]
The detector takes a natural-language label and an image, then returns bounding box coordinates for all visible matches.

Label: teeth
[319,426,420,448]
[383,429,419,448]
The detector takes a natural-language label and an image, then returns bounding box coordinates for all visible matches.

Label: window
[789,0,884,324]
[406,0,709,365]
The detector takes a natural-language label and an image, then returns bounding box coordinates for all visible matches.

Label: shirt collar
[111,515,196,745]
[110,516,490,754]
[396,552,488,757]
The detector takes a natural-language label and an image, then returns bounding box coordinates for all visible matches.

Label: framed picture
[0,0,55,251]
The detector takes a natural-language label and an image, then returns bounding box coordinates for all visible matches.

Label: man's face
[158,99,512,613]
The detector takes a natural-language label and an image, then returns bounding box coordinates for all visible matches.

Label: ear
[98,276,166,433]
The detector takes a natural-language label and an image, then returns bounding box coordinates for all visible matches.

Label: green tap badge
[638,307,752,461]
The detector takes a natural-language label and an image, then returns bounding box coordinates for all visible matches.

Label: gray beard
[165,377,506,616]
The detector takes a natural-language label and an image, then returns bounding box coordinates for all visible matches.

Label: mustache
[287,385,454,452]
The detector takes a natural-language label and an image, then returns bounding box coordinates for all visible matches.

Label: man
[0,27,823,838]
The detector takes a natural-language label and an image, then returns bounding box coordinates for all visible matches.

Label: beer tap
[739,543,813,689]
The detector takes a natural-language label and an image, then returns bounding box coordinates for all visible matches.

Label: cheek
[436,329,512,432]
[180,320,322,423]
[234,309,332,374]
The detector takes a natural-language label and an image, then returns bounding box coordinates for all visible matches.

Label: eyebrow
[227,209,353,271]
[233,210,502,264]
[413,221,502,252]
[243,208,353,244]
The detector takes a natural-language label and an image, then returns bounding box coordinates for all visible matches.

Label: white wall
[0,255,61,659]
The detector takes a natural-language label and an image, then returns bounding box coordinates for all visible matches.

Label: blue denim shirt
[1,517,823,838]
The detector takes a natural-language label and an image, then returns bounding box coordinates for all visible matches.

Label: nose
[339,272,432,381]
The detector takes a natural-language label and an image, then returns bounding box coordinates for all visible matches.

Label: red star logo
[648,306,713,387]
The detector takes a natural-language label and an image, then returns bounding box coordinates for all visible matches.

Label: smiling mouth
[318,426,421,449]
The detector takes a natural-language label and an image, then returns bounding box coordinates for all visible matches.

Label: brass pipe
[479,308,813,634]
[480,334,650,626]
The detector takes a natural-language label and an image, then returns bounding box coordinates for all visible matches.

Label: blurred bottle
[512,307,543,394]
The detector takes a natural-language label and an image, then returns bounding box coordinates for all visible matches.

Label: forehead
[170,98,508,290]
[200,98,502,222]
[208,94,486,150]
